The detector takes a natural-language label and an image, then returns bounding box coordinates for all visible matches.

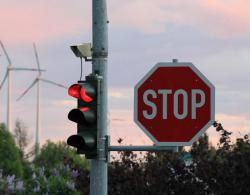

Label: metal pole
[90,0,108,194]
[172,58,179,153]
[108,145,178,152]
[35,79,40,156]
[7,67,11,132]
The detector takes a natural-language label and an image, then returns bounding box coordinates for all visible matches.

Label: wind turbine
[0,40,45,132]
[17,43,67,156]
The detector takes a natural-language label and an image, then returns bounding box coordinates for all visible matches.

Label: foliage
[34,140,89,171]
[202,122,250,194]
[213,121,232,151]
[108,150,210,195]
[107,122,250,195]
[1,121,250,194]
[12,120,34,180]
[0,165,81,194]
[0,123,23,178]
[13,119,30,157]
[33,140,90,194]
[0,130,85,194]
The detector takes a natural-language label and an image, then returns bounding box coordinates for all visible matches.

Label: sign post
[134,61,215,146]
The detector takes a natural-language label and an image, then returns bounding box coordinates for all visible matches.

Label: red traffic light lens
[68,84,93,102]
[80,87,93,102]
[68,84,81,99]
[79,107,90,112]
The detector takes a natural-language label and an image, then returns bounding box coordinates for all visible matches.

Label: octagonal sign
[134,62,215,146]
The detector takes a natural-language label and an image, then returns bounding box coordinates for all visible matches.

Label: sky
[0,0,250,148]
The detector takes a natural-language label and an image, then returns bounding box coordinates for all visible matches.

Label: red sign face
[134,62,215,146]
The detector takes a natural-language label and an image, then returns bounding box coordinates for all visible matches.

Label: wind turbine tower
[0,40,44,132]
[17,43,67,156]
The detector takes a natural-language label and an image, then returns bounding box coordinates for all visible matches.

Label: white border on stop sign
[134,61,215,146]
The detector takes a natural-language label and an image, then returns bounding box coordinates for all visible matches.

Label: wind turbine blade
[0,70,8,90]
[33,43,42,75]
[40,78,67,89]
[11,67,46,72]
[0,40,12,65]
[16,79,38,101]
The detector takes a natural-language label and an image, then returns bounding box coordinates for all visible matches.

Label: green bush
[0,123,23,177]
[34,140,89,171]
[0,165,81,194]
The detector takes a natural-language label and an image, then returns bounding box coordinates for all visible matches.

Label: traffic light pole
[90,0,108,194]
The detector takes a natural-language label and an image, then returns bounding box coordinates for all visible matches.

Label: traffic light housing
[67,74,99,159]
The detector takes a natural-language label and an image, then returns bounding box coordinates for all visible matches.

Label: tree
[1,120,249,194]
[34,141,89,171]
[107,124,250,195]
[0,123,23,177]
[207,123,250,194]
[108,149,211,195]
[13,119,32,159]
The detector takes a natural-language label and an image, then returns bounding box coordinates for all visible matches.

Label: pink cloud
[109,109,153,145]
[185,0,250,37]
[1,0,250,44]
[109,109,250,147]
[216,113,250,134]
[109,0,250,37]
[0,1,91,44]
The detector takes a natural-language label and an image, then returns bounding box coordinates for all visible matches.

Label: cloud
[109,109,250,146]
[109,109,152,145]
[109,91,126,99]
[0,1,91,44]
[1,0,249,149]
[55,100,75,107]
[216,113,250,134]
[2,0,250,45]
[55,88,133,107]
[186,0,250,38]
[195,48,250,117]
[109,0,250,37]
[109,88,133,99]
[109,1,180,34]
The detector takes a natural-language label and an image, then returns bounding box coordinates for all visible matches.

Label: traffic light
[67,74,99,159]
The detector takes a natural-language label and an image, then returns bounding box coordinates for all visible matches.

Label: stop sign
[134,62,215,146]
